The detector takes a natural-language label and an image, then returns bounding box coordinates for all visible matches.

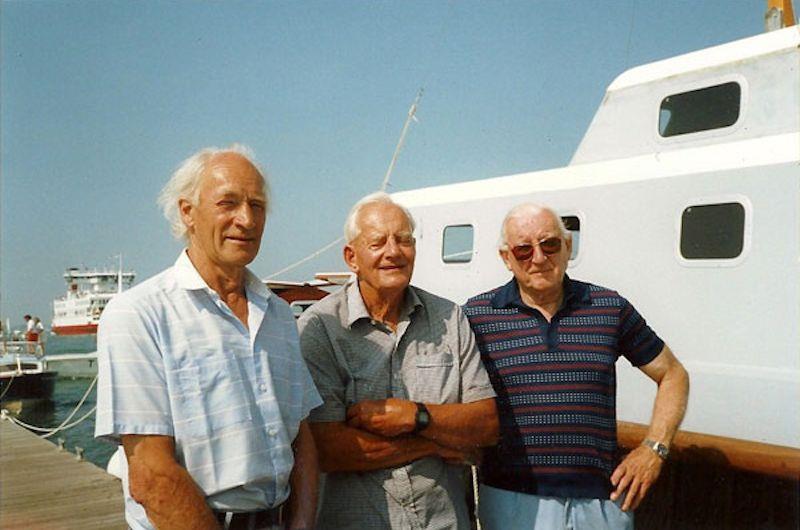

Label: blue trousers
[478,485,635,530]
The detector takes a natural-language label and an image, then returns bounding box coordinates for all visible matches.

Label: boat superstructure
[51,266,135,335]
[393,24,800,476]
[0,341,57,401]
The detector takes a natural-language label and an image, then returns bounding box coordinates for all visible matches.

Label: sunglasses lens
[540,238,562,254]
[511,245,534,261]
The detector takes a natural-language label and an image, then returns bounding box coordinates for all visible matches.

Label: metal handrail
[0,340,45,358]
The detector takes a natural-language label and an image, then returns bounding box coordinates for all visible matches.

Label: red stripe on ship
[51,324,98,335]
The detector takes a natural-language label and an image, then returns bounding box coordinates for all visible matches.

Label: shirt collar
[491,274,590,310]
[173,250,272,302]
[344,280,423,328]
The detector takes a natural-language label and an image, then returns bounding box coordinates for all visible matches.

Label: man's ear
[343,244,358,274]
[499,249,513,272]
[179,199,194,232]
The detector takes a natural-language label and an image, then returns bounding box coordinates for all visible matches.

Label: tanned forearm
[422,398,499,450]
[287,421,318,530]
[610,345,690,511]
[645,355,690,445]
[309,421,444,473]
[123,435,219,530]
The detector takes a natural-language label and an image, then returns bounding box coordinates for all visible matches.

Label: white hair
[157,144,269,240]
[498,202,571,250]
[343,191,416,243]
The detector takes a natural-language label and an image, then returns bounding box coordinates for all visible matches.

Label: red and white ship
[51,263,135,335]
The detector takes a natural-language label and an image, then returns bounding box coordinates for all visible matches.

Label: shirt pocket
[173,361,254,440]
[414,349,456,404]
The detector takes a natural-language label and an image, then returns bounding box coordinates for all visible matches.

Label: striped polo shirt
[464,276,663,499]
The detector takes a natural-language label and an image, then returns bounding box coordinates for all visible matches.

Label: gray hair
[343,191,416,244]
[158,144,269,240]
[499,202,571,250]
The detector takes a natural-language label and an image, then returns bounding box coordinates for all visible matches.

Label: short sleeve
[454,305,496,403]
[94,297,174,442]
[297,313,347,422]
[618,298,664,367]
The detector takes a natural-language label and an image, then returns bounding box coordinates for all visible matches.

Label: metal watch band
[642,438,670,460]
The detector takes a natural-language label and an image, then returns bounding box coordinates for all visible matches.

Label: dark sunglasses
[510,237,563,261]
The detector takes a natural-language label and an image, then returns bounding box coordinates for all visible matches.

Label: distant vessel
[52,260,135,336]
[0,341,57,401]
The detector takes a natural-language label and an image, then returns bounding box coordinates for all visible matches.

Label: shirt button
[259,383,268,392]
[269,427,278,437]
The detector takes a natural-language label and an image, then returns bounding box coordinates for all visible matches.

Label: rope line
[0,373,15,401]
[0,374,98,438]
[42,374,98,438]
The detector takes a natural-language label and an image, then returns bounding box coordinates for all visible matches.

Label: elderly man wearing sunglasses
[464,203,689,530]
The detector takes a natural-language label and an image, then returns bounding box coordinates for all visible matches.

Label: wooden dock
[0,419,126,529]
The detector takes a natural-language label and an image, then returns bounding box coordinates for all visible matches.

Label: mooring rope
[0,374,98,438]
[0,373,15,401]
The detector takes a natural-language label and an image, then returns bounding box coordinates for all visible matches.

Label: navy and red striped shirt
[464,276,663,499]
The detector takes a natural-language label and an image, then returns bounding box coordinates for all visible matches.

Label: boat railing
[0,340,45,358]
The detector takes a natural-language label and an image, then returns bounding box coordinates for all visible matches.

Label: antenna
[266,89,424,280]
[380,88,424,192]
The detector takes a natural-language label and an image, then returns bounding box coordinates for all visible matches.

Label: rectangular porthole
[442,225,474,263]
[659,82,741,137]
[680,202,745,259]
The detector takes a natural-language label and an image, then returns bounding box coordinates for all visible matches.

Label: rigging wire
[264,89,424,280]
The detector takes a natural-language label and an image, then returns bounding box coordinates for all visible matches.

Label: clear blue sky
[1,1,764,326]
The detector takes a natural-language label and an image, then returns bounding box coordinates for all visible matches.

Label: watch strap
[413,402,430,434]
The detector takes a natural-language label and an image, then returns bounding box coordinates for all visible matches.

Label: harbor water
[12,334,116,469]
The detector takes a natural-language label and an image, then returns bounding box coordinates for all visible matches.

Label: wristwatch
[413,402,431,433]
[642,438,670,460]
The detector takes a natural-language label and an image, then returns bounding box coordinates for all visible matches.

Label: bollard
[75,446,84,461]
[57,438,66,451]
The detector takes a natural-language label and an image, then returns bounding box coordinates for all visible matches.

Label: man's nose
[234,204,257,229]
[384,236,402,256]
[531,243,548,263]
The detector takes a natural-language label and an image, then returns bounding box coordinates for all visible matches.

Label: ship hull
[51,324,98,336]
[0,371,57,401]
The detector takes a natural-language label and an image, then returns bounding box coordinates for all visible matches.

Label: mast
[766,0,796,30]
[380,88,423,192]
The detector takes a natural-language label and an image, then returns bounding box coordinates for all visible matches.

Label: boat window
[561,216,580,261]
[680,202,745,259]
[659,82,741,137]
[442,225,474,263]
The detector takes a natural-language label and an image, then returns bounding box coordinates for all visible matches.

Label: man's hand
[346,398,417,437]
[610,445,664,511]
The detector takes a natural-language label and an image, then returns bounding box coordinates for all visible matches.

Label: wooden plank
[0,420,126,530]
[618,420,800,479]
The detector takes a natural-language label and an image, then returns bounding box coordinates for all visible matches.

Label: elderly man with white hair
[464,202,689,530]
[95,145,322,530]
[298,191,499,530]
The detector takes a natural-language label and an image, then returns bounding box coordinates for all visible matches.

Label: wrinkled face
[180,154,267,272]
[500,209,571,297]
[344,203,416,295]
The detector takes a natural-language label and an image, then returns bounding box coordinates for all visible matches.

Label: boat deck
[0,420,126,529]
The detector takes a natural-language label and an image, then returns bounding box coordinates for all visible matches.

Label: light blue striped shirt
[95,251,322,530]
